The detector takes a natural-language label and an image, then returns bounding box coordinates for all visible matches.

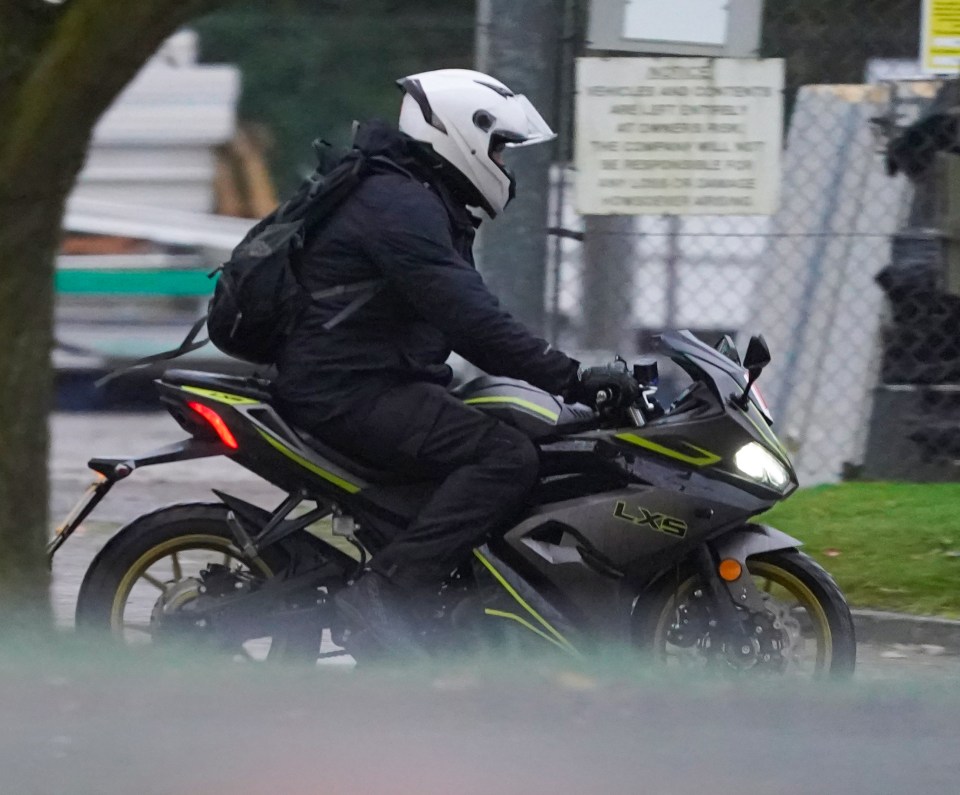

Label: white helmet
[397,69,556,218]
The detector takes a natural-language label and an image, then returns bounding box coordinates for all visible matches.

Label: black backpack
[207,147,389,365]
[97,145,392,385]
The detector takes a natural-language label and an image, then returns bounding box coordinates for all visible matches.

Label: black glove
[567,364,640,410]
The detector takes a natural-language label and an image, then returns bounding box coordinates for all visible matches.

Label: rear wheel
[76,503,346,663]
[634,550,856,678]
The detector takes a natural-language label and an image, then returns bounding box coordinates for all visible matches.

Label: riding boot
[334,571,427,661]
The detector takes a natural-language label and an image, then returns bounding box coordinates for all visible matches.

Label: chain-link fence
[542,0,960,486]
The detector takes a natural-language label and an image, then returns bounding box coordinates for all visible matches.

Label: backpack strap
[94,277,383,388]
[93,314,210,387]
[297,155,415,332]
[365,155,417,181]
[310,278,386,331]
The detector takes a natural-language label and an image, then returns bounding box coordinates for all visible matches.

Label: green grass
[763,483,960,619]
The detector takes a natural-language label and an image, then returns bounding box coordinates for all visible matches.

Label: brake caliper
[666,588,710,648]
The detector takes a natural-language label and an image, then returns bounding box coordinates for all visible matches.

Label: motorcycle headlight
[735,442,790,491]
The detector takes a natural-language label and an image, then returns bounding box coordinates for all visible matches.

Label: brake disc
[150,577,205,636]
[150,565,251,637]
[665,587,794,672]
[761,597,804,669]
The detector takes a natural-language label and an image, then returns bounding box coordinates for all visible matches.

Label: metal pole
[547,169,566,346]
[475,0,563,334]
[570,0,636,355]
[581,214,637,353]
[664,214,681,330]
[546,0,582,346]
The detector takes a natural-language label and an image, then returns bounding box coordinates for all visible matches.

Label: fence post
[581,214,636,353]
[474,0,563,334]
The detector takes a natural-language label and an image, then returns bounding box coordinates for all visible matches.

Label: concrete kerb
[853,609,960,653]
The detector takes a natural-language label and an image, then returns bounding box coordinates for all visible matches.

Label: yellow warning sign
[923,0,960,73]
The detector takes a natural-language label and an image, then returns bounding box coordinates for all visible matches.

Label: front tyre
[634,550,856,678]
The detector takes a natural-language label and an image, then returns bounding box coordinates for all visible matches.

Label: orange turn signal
[718,558,743,582]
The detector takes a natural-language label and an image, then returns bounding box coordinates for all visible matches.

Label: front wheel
[633,550,856,678]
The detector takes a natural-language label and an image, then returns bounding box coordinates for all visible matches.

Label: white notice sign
[575,57,785,216]
[624,0,729,46]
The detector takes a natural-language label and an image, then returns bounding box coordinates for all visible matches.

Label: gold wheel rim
[109,534,273,636]
[749,560,832,672]
[652,559,834,674]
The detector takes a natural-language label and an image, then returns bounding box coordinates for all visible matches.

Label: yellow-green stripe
[484,609,573,652]
[615,433,722,466]
[464,397,559,422]
[473,550,579,656]
[257,430,362,494]
[181,386,261,405]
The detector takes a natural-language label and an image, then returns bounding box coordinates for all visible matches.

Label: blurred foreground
[2,637,960,795]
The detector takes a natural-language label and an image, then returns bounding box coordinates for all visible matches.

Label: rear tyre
[633,549,856,678]
[76,503,341,663]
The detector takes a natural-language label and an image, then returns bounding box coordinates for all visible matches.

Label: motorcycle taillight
[187,401,239,450]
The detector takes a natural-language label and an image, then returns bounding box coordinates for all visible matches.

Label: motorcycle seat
[164,370,420,485]
[163,369,272,402]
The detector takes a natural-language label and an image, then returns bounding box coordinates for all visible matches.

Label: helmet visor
[502,94,556,147]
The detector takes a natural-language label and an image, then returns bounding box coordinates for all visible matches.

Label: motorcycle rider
[274,69,638,653]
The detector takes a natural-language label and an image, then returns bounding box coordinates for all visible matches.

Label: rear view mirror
[743,335,771,378]
[732,335,771,410]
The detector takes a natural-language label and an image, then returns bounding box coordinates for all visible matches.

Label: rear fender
[88,438,229,479]
[214,491,272,531]
[49,438,230,560]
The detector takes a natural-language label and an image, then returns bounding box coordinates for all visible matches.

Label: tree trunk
[0,0,225,630]
[0,187,66,629]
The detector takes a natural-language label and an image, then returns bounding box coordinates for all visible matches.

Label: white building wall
[71,31,240,214]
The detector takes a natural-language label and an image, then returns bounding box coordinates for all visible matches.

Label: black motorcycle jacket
[274,120,578,420]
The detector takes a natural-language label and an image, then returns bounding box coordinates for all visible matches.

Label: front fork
[694,524,803,651]
[681,544,771,667]
[693,543,766,644]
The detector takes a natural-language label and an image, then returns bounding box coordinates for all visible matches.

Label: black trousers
[283,382,540,590]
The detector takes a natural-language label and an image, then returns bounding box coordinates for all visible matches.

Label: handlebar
[582,357,662,428]
[593,379,661,429]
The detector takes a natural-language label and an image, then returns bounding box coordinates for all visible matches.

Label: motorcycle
[51,330,856,675]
